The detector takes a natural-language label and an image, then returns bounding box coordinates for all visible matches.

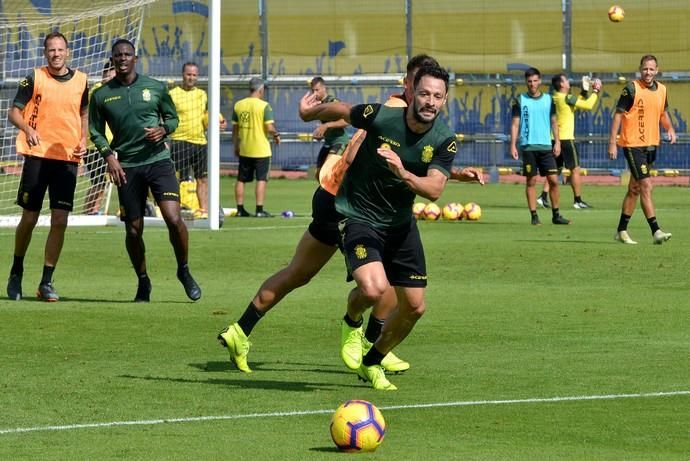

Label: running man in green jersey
[89,39,201,302]
[299,65,456,390]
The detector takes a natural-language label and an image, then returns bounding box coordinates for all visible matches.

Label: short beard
[412,103,437,124]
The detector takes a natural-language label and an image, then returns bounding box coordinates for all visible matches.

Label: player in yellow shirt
[537,74,600,209]
[170,62,227,218]
[231,77,280,217]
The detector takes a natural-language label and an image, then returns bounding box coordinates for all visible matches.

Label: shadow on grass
[190,361,352,375]
[309,447,341,453]
[118,373,362,391]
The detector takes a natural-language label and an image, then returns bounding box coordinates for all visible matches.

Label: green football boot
[356,364,397,391]
[362,338,410,374]
[217,323,252,373]
[340,321,363,370]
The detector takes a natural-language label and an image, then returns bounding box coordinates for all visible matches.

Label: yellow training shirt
[551,90,598,140]
[170,86,207,145]
[231,96,275,158]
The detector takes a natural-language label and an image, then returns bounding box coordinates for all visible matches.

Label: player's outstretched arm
[299,92,352,123]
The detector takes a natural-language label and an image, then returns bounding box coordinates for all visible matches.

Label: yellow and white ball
[462,202,482,221]
[412,202,427,220]
[423,203,441,221]
[442,203,462,221]
[608,5,625,22]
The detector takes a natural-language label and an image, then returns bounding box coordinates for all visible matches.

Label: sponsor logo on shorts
[641,164,648,175]
[163,192,179,198]
[354,244,367,260]
[21,192,29,204]
[409,274,427,280]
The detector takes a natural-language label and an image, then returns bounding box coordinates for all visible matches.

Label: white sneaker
[536,197,550,208]
[653,229,672,245]
[614,230,638,245]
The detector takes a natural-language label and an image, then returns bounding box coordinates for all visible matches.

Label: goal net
[0,0,157,227]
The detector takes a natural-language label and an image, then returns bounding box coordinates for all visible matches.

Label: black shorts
[84,149,108,186]
[237,156,270,182]
[623,147,656,180]
[555,139,580,171]
[340,219,427,288]
[171,140,207,179]
[308,187,343,247]
[117,159,180,222]
[16,156,78,212]
[521,149,559,177]
[316,143,345,169]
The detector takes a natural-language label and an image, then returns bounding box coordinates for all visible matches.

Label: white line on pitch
[1,390,688,436]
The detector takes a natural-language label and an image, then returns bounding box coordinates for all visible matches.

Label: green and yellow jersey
[231,97,275,158]
[89,74,178,167]
[335,103,456,229]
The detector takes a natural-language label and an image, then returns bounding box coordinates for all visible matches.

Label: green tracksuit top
[89,74,178,167]
[335,103,456,229]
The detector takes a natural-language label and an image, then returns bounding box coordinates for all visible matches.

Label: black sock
[617,213,631,232]
[11,255,24,276]
[41,265,55,284]
[540,191,548,201]
[137,272,150,283]
[530,209,538,217]
[343,313,363,328]
[177,263,189,276]
[364,315,385,343]
[575,195,582,203]
[237,204,246,212]
[647,216,660,234]
[552,208,560,218]
[256,205,264,213]
[362,344,386,367]
[237,302,264,336]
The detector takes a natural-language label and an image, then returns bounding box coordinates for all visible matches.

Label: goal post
[0,0,157,228]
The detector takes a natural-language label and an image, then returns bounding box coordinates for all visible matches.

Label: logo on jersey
[142,88,151,102]
[239,111,250,124]
[421,145,434,163]
[380,143,390,150]
[19,78,29,88]
[354,244,367,260]
[363,105,374,118]
[448,141,457,153]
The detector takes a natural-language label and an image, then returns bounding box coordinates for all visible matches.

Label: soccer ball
[330,400,385,452]
[463,202,482,221]
[412,202,427,220]
[442,203,462,221]
[608,5,624,22]
[423,203,441,221]
[281,210,294,218]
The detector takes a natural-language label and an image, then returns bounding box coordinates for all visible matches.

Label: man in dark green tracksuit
[300,65,456,390]
[89,39,201,303]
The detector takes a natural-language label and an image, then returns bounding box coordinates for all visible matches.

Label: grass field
[1,178,688,460]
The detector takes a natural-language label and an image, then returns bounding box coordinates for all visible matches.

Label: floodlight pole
[207,0,221,229]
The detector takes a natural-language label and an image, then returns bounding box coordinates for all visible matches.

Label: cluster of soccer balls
[413,201,482,221]
[330,400,386,452]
